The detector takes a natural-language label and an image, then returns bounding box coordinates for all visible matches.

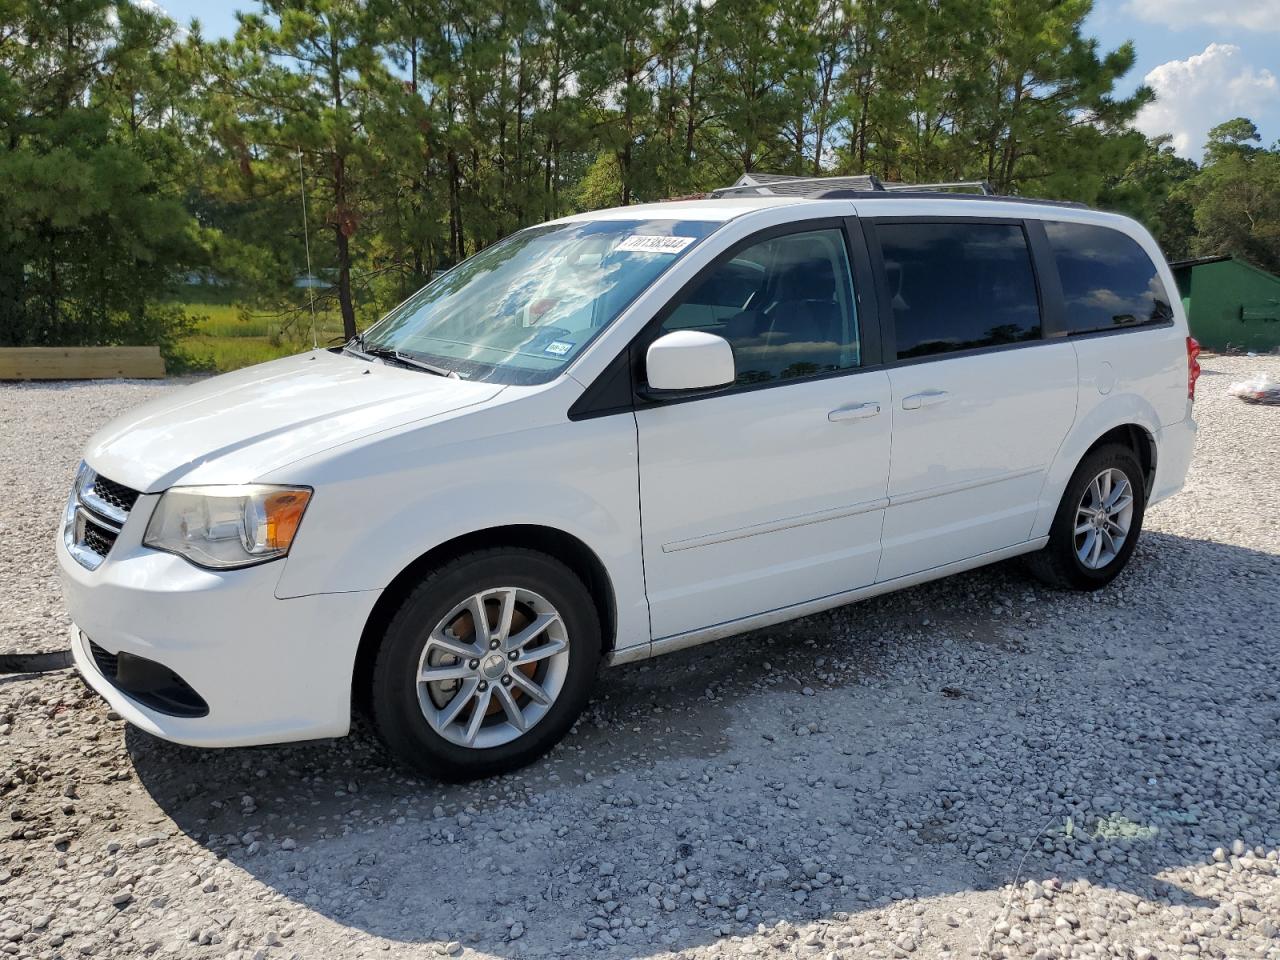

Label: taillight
[1186,336,1201,400]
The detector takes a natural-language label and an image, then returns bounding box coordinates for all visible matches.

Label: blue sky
[154,0,1279,162]
[1086,0,1279,158]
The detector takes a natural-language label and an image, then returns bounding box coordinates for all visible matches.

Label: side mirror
[645,330,735,393]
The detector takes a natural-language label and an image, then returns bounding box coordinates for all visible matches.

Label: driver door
[635,221,893,641]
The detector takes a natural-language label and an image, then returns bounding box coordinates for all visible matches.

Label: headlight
[143,485,312,569]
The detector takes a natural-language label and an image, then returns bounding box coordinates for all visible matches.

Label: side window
[877,221,1042,360]
[1045,221,1173,334]
[661,228,860,384]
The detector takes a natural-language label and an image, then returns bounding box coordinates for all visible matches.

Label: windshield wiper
[361,345,459,379]
[341,332,369,357]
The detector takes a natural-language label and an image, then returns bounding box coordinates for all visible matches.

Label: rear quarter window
[1045,221,1173,335]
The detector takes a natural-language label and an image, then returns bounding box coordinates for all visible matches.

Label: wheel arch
[1083,423,1157,498]
[351,524,618,714]
[1034,415,1160,540]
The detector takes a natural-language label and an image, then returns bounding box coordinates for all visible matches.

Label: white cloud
[1134,43,1279,158]
[1127,0,1280,32]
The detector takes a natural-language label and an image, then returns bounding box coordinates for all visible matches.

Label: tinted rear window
[1045,221,1173,334]
[877,221,1042,360]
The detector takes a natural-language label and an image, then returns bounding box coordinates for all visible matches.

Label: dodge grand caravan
[57,179,1199,779]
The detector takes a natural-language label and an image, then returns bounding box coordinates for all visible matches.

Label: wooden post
[0,347,167,380]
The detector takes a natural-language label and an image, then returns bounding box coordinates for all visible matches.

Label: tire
[1025,443,1146,591]
[369,548,601,781]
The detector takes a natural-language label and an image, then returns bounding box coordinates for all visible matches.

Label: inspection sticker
[615,234,695,255]
[544,340,575,356]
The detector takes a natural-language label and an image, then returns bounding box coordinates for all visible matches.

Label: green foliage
[1106,119,1280,273]
[0,0,202,348]
[167,285,347,371]
[1100,135,1198,261]
[3,0,1278,371]
[574,152,625,211]
[1190,123,1280,275]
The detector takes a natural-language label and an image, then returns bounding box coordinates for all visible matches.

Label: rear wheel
[369,549,601,780]
[1025,444,1146,591]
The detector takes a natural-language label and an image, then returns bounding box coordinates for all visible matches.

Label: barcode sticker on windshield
[615,235,695,255]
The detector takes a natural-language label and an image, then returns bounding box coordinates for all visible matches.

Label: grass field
[173,286,352,372]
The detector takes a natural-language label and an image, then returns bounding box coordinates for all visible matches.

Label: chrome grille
[85,475,139,517]
[63,465,140,570]
[81,520,117,557]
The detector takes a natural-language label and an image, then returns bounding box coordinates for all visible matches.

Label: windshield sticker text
[615,235,695,255]
[544,340,574,356]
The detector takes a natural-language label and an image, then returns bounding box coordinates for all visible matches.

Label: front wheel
[369,548,601,780]
[1025,443,1146,591]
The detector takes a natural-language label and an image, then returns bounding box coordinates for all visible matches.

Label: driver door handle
[901,390,949,410]
[828,401,881,423]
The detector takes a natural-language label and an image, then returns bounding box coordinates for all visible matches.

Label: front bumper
[58,523,381,748]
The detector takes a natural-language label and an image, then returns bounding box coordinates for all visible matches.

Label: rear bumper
[1151,415,1197,505]
[59,531,381,748]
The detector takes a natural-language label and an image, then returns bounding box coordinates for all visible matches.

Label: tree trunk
[620,46,635,205]
[448,147,464,262]
[334,226,356,340]
[327,29,356,339]
[545,67,560,220]
[48,236,61,342]
[684,20,700,165]
[333,153,357,341]
[0,250,24,344]
[515,56,526,224]
[813,55,835,176]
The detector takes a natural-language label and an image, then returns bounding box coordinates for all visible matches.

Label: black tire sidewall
[370,549,601,781]
[1049,445,1147,589]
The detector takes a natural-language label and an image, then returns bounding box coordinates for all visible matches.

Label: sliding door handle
[901,390,949,410]
[828,401,881,422]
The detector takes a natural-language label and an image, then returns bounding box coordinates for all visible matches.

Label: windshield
[359,218,718,384]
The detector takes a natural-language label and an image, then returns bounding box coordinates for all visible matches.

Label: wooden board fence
[0,346,166,380]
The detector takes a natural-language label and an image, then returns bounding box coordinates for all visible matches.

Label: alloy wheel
[416,587,570,748]
[1074,467,1135,570]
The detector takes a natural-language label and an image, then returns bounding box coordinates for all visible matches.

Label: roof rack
[711,173,994,198]
[816,189,1089,210]
[879,178,995,195]
[709,172,1088,209]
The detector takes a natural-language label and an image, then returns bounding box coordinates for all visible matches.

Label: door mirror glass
[645,331,735,392]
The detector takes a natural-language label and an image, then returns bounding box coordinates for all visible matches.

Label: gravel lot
[1,354,1278,960]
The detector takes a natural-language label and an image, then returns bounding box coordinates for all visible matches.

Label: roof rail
[880,179,994,195]
[708,173,1088,209]
[815,190,1089,210]
[710,173,996,199]
[710,173,879,198]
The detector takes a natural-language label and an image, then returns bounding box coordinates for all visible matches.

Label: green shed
[1170,255,1280,353]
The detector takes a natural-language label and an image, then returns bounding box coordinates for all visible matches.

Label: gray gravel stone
[0,356,1277,959]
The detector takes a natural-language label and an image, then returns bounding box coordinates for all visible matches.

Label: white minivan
[57,179,1200,779]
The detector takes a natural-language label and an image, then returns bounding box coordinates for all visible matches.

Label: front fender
[268,396,650,652]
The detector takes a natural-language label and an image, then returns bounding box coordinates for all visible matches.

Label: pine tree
[0,0,198,348]
[208,0,390,340]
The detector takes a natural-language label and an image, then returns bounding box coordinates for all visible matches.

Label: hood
[84,350,504,492]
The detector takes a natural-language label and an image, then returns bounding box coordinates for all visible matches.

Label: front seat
[761,253,843,376]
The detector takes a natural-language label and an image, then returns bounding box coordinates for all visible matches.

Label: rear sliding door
[865,217,1078,582]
